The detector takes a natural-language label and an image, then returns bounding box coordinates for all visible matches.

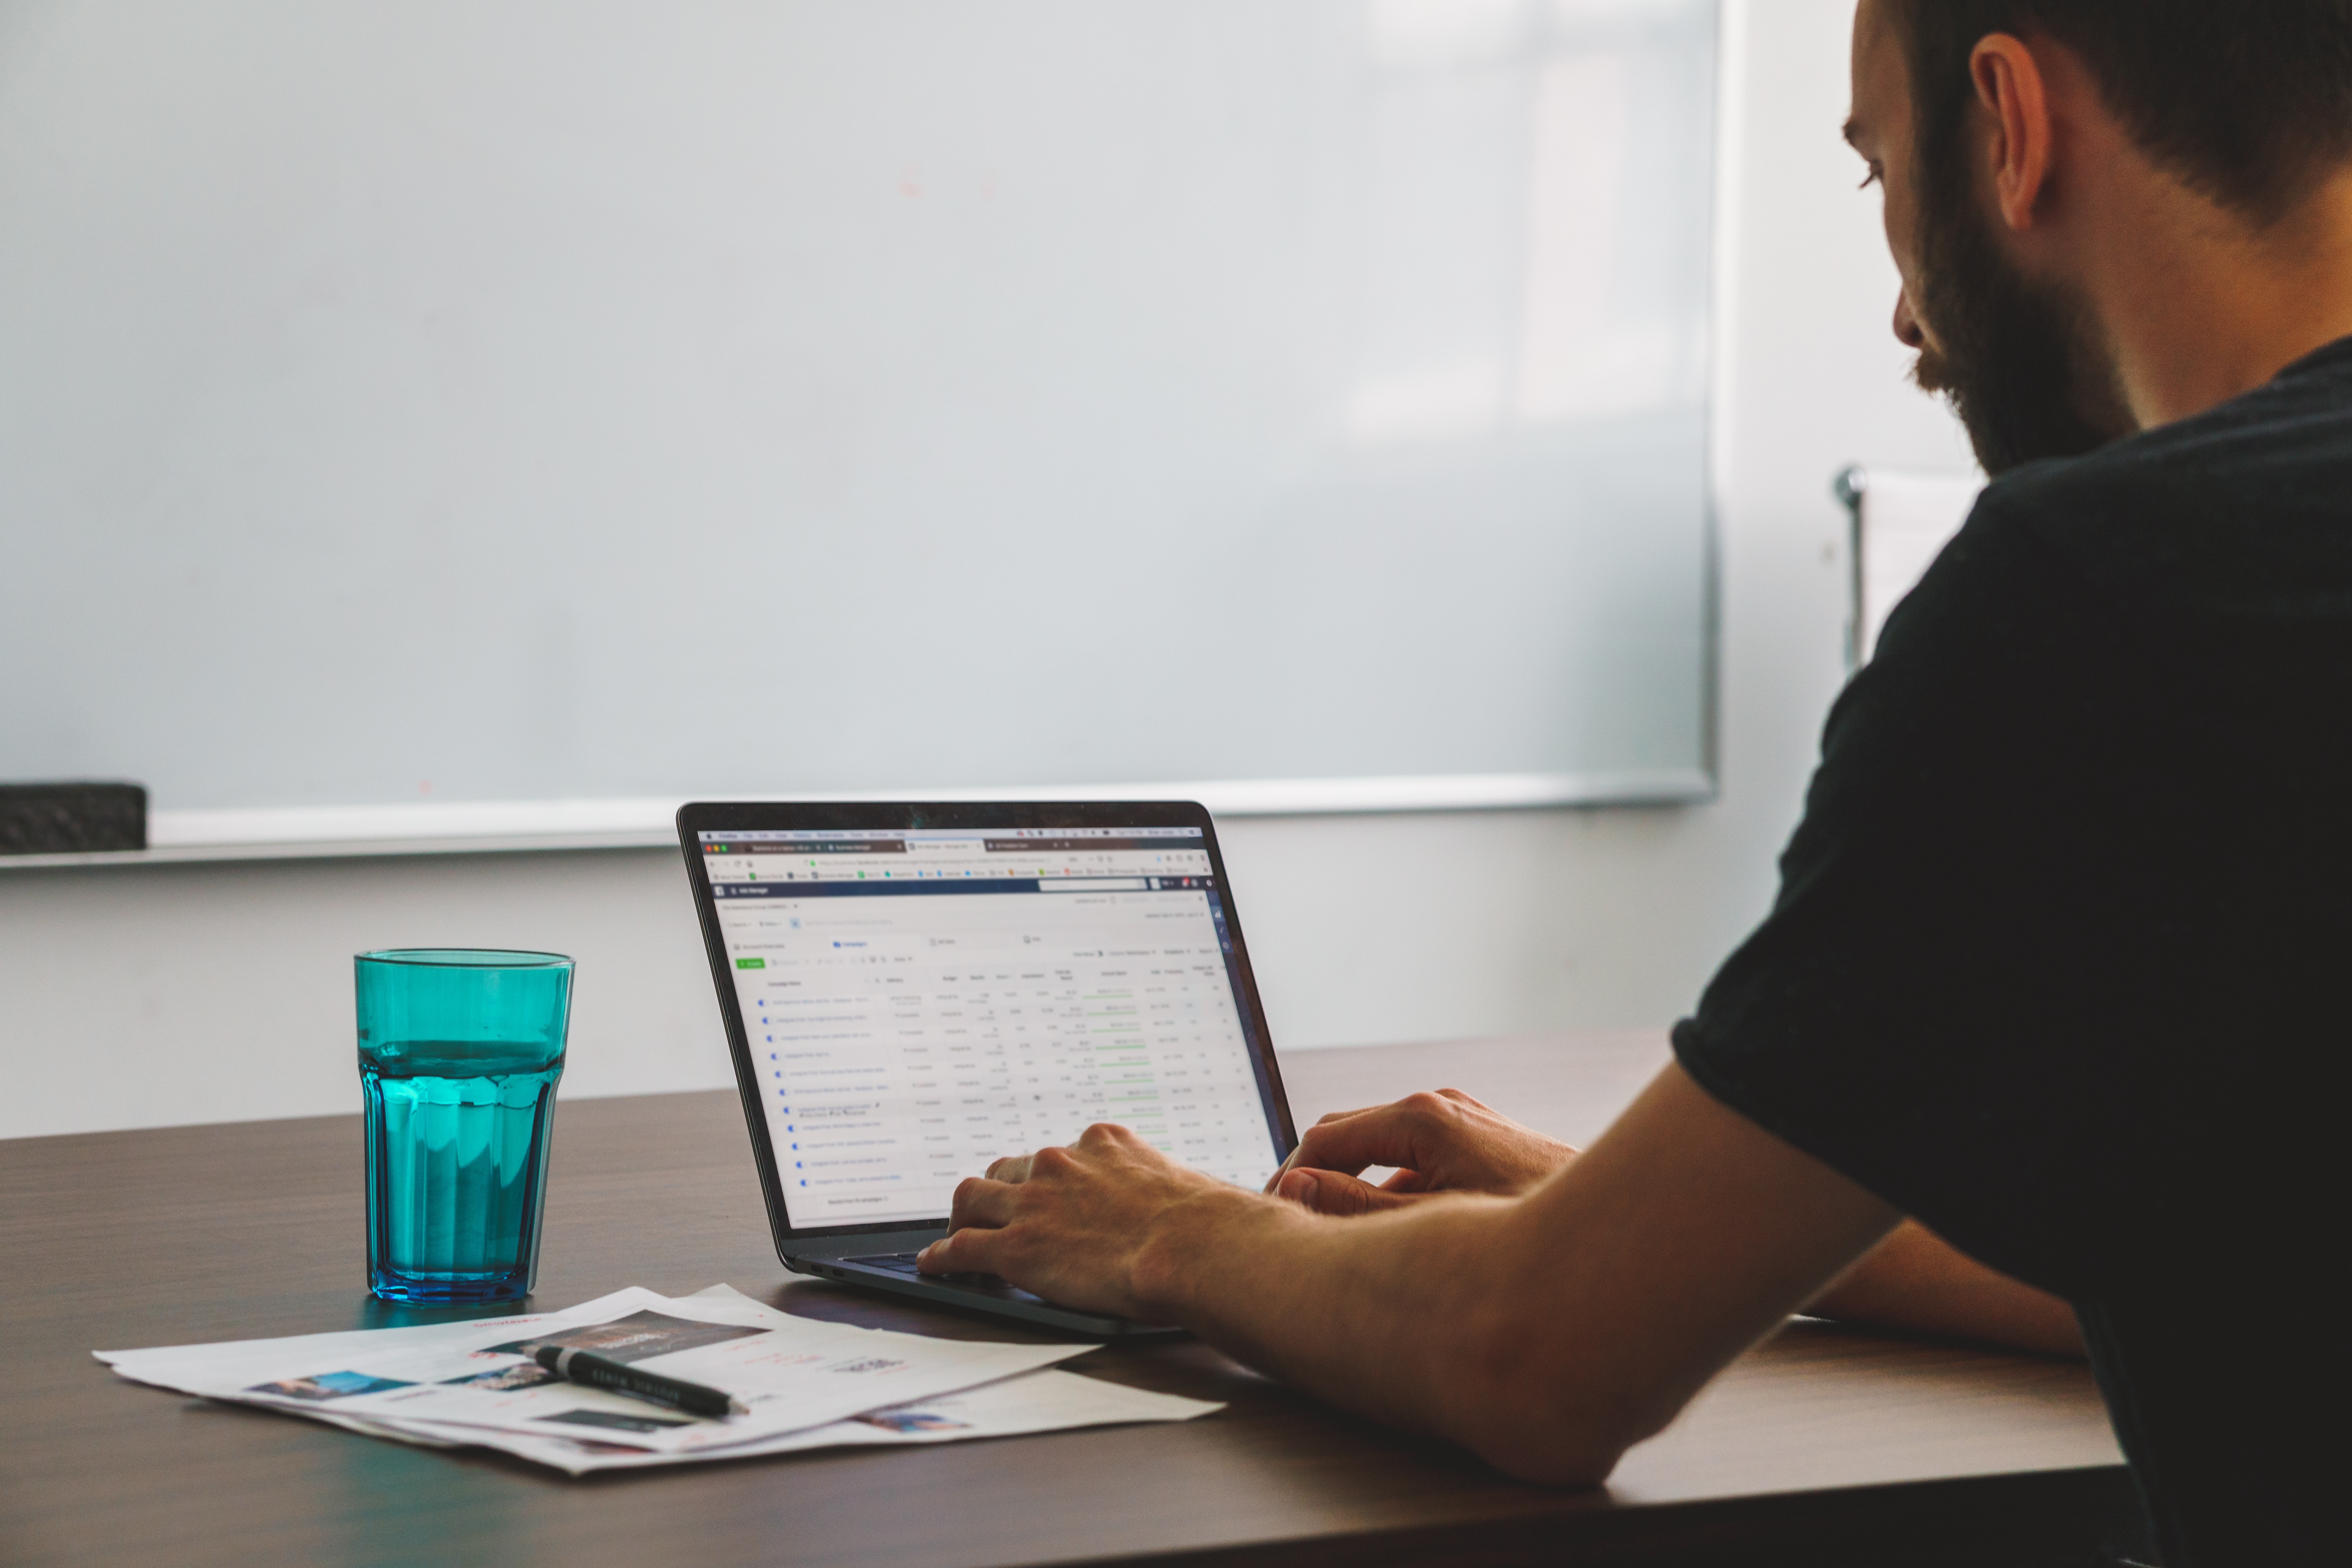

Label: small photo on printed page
[245,1370,417,1403]
[480,1310,765,1365]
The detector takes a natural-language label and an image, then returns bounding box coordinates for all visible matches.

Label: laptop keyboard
[844,1252,1047,1304]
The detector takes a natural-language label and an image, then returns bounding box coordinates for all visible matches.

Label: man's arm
[922,1064,1900,1485]
[1804,1220,2084,1356]
[1268,1089,2085,1359]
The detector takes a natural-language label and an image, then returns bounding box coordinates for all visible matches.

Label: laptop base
[786,1255,1187,1339]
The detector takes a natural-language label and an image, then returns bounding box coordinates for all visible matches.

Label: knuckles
[1399,1090,1455,1120]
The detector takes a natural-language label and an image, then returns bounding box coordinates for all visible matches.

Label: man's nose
[1892,288,1927,350]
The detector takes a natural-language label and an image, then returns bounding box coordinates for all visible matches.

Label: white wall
[0,0,1975,1140]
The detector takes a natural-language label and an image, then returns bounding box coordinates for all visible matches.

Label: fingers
[986,1131,1122,1185]
[1289,1096,1452,1178]
[947,1174,1020,1231]
[1305,1091,1482,1131]
[1309,1103,1389,1127]
[1273,1166,1421,1217]
[916,1224,1000,1274]
[1303,1089,1484,1134]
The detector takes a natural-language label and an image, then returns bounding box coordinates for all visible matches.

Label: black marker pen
[532,1345,747,1419]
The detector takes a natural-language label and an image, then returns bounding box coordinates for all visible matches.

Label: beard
[1907,172,2136,476]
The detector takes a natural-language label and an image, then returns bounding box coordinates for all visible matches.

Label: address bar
[1034,878,1151,893]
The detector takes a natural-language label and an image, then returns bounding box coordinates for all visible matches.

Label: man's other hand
[1269,1089,1576,1216]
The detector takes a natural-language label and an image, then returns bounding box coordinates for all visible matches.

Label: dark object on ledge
[0,782,148,855]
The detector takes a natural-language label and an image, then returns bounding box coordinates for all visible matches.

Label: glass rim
[355,948,573,969]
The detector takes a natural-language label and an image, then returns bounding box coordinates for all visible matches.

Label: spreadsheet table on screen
[699,827,1285,1229]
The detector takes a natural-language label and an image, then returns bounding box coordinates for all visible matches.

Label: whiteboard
[0,0,1719,813]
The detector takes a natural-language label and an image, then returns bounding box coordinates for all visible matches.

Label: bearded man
[919,5,2352,1561]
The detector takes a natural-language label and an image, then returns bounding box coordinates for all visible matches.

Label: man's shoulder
[1841,360,2352,720]
[1977,347,2352,536]
[1956,355,2352,612]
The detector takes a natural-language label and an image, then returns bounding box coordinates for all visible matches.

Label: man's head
[1849,0,2352,475]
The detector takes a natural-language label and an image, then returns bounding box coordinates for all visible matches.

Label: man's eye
[1858,164,1884,191]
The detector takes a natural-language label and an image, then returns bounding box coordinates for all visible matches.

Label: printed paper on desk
[105,1285,1093,1453]
[321,1363,1225,1475]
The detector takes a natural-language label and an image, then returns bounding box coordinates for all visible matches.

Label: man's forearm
[1127,1067,1907,1487]
[1804,1220,2084,1356]
[1132,1185,1548,1460]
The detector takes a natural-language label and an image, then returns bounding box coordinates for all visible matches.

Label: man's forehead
[1846,0,1906,147]
[1852,0,1898,58]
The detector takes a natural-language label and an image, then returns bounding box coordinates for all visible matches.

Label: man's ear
[1969,33,2054,230]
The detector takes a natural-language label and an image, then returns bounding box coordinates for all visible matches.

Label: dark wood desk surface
[1,1033,2134,1568]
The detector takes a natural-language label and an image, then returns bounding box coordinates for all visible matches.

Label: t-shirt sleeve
[1672,495,2128,1298]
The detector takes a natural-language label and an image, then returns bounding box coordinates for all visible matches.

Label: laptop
[677,800,1299,1337]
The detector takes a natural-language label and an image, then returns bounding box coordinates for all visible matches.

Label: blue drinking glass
[355,949,572,1303]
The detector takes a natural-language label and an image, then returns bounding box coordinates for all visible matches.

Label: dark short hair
[1884,0,2352,221]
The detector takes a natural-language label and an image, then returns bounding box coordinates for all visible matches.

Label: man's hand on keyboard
[915,1123,1262,1321]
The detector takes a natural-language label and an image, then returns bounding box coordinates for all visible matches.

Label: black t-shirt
[1675,339,2352,1568]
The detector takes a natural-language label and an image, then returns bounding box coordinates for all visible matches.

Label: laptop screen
[697,824,1287,1232]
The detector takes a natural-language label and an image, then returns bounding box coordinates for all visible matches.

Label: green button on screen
[735,957,765,970]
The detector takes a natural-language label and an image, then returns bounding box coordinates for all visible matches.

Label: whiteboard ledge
[0,770,1715,871]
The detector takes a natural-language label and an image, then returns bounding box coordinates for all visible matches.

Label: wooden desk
[0,1033,2137,1568]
